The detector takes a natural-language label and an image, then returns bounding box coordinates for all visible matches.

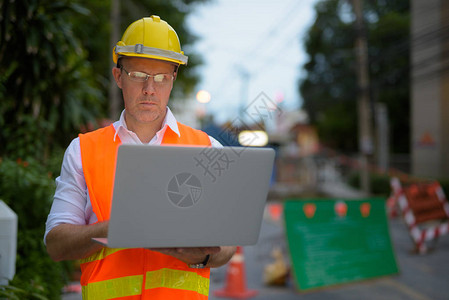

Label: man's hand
[152,246,236,268]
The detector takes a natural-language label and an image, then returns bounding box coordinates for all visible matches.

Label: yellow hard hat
[112,15,188,65]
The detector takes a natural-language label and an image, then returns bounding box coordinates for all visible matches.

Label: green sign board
[284,198,399,291]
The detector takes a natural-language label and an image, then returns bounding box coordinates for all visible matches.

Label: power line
[208,0,312,102]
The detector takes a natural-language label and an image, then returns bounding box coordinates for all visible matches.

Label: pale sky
[187,0,317,125]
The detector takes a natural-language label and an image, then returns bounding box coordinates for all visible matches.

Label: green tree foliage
[1,0,207,160]
[0,157,66,299]
[0,0,208,298]
[0,0,104,159]
[0,1,103,297]
[300,0,410,153]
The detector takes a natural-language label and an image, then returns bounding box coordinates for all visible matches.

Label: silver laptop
[93,144,275,248]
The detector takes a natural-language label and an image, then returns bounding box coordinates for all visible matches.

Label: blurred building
[268,109,318,157]
[411,0,449,178]
[291,124,319,157]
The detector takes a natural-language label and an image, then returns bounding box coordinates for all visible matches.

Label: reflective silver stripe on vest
[115,44,188,64]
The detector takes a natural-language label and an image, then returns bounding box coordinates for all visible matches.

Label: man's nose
[142,78,156,94]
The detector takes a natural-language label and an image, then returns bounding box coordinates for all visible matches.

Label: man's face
[113,57,176,128]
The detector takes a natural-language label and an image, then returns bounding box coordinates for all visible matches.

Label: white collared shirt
[44,108,221,243]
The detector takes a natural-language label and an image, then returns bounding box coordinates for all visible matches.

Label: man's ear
[173,64,179,81]
[112,67,123,89]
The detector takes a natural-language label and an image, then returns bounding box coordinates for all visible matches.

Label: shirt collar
[113,107,180,142]
[164,107,180,137]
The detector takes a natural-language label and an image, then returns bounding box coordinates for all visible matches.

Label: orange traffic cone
[214,246,258,299]
[268,203,283,222]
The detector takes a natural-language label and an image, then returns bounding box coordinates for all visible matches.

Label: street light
[196,90,211,104]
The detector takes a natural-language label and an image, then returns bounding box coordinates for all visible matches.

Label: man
[45,15,236,299]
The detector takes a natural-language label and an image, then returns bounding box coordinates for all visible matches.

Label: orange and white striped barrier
[392,178,449,254]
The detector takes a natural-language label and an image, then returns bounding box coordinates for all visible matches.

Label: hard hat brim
[114,44,188,65]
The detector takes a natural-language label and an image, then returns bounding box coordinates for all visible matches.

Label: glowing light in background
[238,130,269,147]
[196,90,211,104]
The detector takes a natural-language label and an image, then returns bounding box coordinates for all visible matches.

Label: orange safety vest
[79,123,212,300]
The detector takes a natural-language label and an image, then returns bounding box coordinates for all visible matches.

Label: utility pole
[238,67,250,125]
[352,0,373,194]
[376,103,389,173]
[109,0,121,120]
